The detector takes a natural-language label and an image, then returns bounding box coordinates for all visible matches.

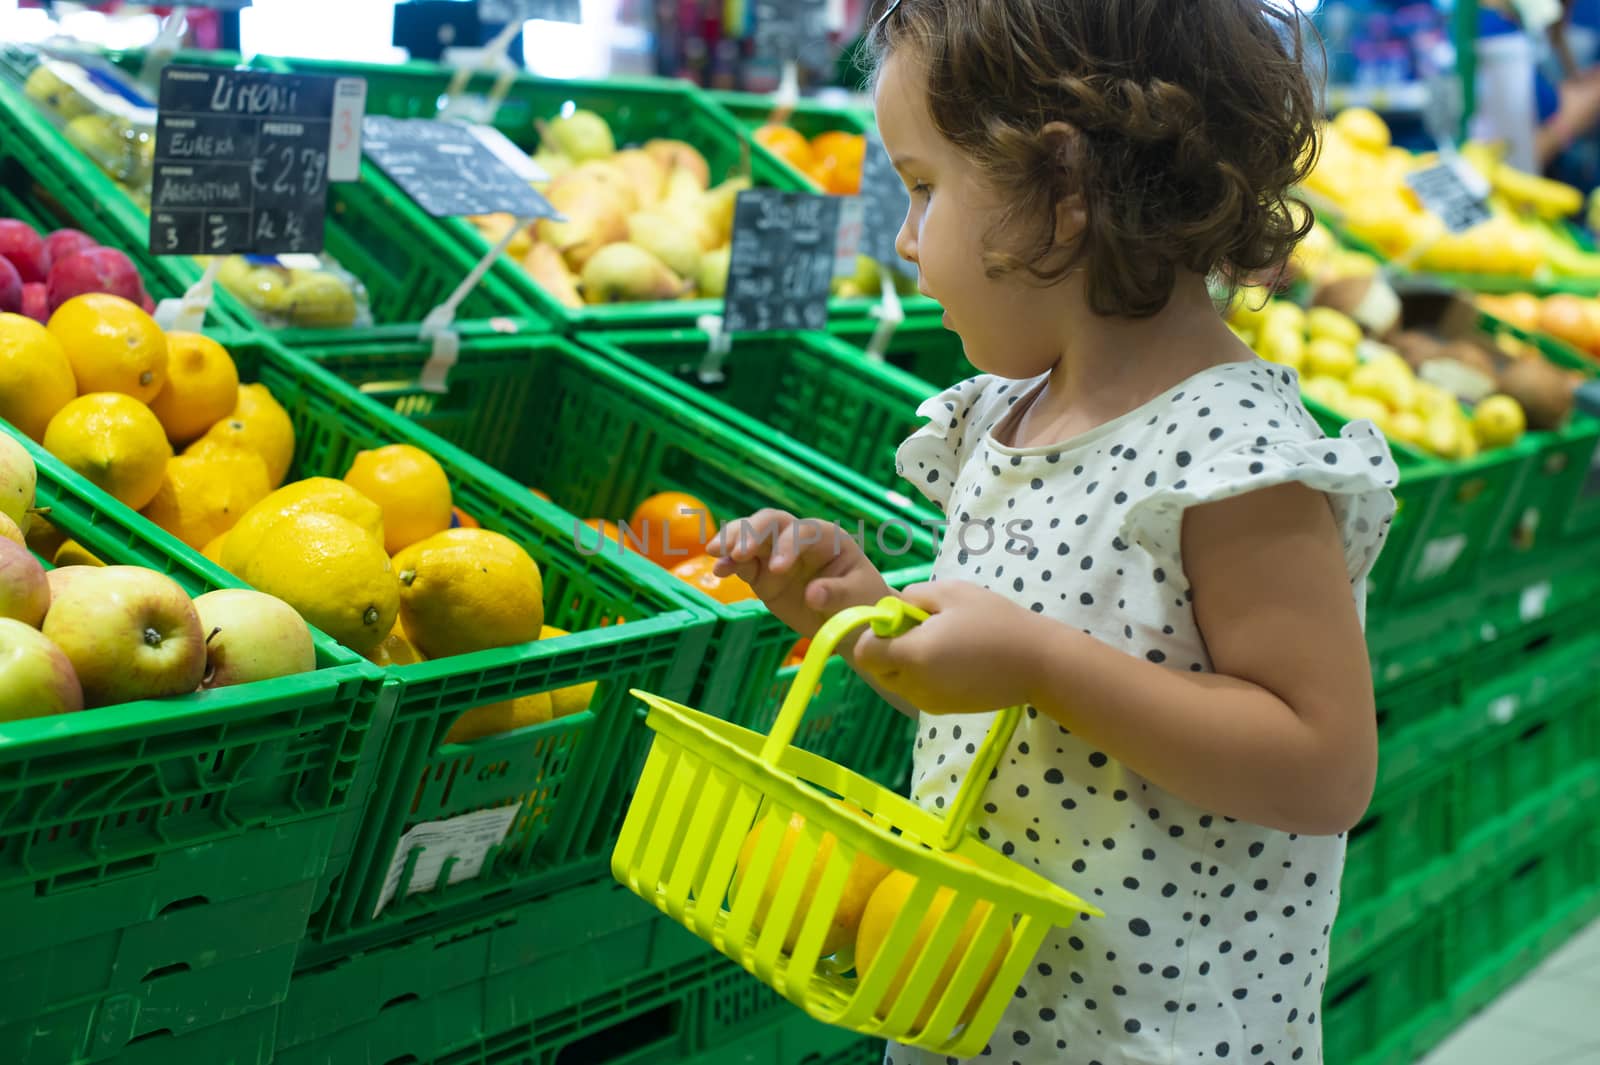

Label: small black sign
[858,131,915,278]
[1405,161,1492,235]
[480,0,582,22]
[361,116,560,220]
[150,65,338,256]
[752,0,831,69]
[724,188,841,334]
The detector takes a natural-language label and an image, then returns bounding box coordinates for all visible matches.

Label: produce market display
[0,16,1597,1065]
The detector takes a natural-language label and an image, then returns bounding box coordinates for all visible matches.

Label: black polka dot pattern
[884,361,1394,1063]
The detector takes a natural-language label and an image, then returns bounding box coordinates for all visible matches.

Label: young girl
[707,3,1398,1062]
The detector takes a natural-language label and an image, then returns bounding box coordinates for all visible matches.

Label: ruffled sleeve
[895,375,996,512]
[1119,420,1400,604]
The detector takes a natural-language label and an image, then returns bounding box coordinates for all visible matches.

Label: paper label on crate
[1519,581,1553,623]
[327,77,367,183]
[373,806,519,917]
[1405,161,1492,235]
[833,198,863,278]
[1414,533,1468,582]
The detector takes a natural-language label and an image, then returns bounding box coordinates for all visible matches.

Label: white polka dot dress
[883,360,1398,1065]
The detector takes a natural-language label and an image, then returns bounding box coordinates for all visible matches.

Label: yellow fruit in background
[1258,326,1306,371]
[342,443,453,555]
[366,629,423,668]
[0,512,21,546]
[539,625,597,716]
[1333,107,1392,153]
[1262,301,1306,337]
[1473,394,1528,449]
[1413,381,1458,418]
[46,293,168,402]
[1424,412,1465,459]
[140,450,272,550]
[222,477,385,572]
[202,531,229,567]
[146,332,240,445]
[189,383,295,487]
[394,528,544,660]
[43,392,171,510]
[443,692,556,744]
[1389,411,1428,449]
[237,510,398,655]
[53,539,104,567]
[1336,395,1392,429]
[1347,362,1417,414]
[1227,288,1273,332]
[1307,307,1363,347]
[1305,338,1359,379]
[0,313,77,441]
[1302,375,1351,409]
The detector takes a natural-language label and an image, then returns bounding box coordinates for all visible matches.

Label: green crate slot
[1325,913,1449,1065]
[674,1006,883,1065]
[297,324,933,744]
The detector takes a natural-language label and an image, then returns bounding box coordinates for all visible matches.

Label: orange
[140,449,272,550]
[754,124,814,171]
[732,809,892,956]
[0,313,76,441]
[671,553,756,604]
[783,638,811,669]
[451,506,480,529]
[444,692,555,744]
[188,383,296,487]
[629,490,716,568]
[146,332,241,445]
[582,518,635,553]
[529,487,551,502]
[43,392,172,510]
[855,869,1013,1030]
[46,293,168,402]
[809,131,866,195]
[343,443,453,555]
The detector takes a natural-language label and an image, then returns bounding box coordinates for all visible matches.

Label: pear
[530,148,574,183]
[612,149,667,210]
[0,431,37,537]
[543,109,616,163]
[550,161,638,215]
[628,211,706,281]
[523,242,585,310]
[473,213,534,260]
[662,167,708,213]
[700,177,752,250]
[537,185,630,271]
[580,243,689,304]
[645,139,711,190]
[697,246,732,299]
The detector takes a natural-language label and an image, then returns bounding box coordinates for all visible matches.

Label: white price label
[373,805,518,917]
[834,198,864,279]
[328,77,367,183]
[1519,581,1552,623]
[1488,695,1520,725]
[1415,533,1468,581]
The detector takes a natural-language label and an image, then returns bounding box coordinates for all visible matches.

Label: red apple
[0,538,48,627]
[20,283,48,323]
[194,589,316,689]
[0,618,83,722]
[0,220,49,284]
[43,229,97,266]
[41,565,207,707]
[46,247,144,311]
[0,257,20,315]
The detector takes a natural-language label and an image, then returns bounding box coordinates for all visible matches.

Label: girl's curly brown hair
[868,0,1320,318]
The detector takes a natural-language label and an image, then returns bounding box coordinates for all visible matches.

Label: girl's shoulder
[894,372,1042,510]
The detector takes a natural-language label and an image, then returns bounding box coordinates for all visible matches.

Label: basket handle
[761,597,1022,852]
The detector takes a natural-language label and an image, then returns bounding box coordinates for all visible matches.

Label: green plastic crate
[261,54,921,330]
[703,88,872,179]
[138,333,713,958]
[673,1003,882,1065]
[297,324,934,763]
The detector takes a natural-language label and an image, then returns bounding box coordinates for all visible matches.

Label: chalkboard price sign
[858,131,915,278]
[724,188,841,334]
[362,116,560,220]
[150,65,339,256]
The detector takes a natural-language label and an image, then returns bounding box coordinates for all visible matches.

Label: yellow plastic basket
[612,598,1103,1056]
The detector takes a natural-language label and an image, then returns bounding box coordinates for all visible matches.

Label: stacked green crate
[0,430,388,1064]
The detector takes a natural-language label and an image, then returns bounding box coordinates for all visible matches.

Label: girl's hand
[851,580,1045,715]
[706,509,893,638]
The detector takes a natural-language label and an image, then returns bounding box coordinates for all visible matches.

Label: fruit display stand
[0,50,535,341]
[297,324,935,791]
[0,428,388,1065]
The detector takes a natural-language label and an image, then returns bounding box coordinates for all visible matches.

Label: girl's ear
[1041,121,1088,244]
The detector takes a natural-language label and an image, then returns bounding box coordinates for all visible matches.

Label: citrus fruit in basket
[540,624,597,716]
[147,332,240,446]
[755,124,814,170]
[733,809,893,957]
[236,510,399,655]
[445,691,557,744]
[393,528,545,660]
[223,477,385,573]
[141,449,272,550]
[671,553,756,604]
[0,313,76,441]
[43,392,171,510]
[46,293,167,402]
[856,867,1013,1029]
[201,531,229,566]
[342,443,453,555]
[366,628,423,668]
[188,383,296,487]
[629,490,716,569]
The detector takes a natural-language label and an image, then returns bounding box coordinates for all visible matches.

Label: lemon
[0,313,77,441]
[342,443,453,555]
[393,528,544,660]
[1473,395,1528,450]
[54,539,105,567]
[541,625,596,717]
[188,383,296,487]
[1307,307,1363,348]
[147,332,241,445]
[1258,326,1306,371]
[443,693,556,744]
[46,293,168,402]
[1347,362,1417,414]
[1389,411,1428,449]
[202,531,230,567]
[222,477,385,573]
[365,629,423,668]
[1333,107,1392,154]
[1305,338,1359,379]
[43,392,172,510]
[1262,301,1306,337]
[1227,287,1273,332]
[1336,395,1392,430]
[1302,375,1351,409]
[141,450,272,550]
[237,510,398,655]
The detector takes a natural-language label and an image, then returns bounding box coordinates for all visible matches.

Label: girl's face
[874,48,1073,380]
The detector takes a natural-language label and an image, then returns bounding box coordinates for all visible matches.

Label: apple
[47,247,145,311]
[43,229,97,267]
[42,565,206,707]
[0,220,50,283]
[193,589,316,689]
[0,512,21,545]
[45,564,97,604]
[0,256,20,315]
[0,618,83,722]
[0,538,48,626]
[0,431,35,536]
[20,282,48,323]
